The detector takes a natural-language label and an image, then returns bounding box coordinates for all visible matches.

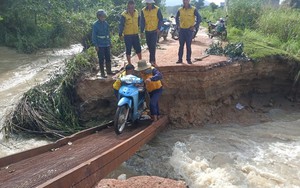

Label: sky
[165,0,285,6]
[165,0,225,6]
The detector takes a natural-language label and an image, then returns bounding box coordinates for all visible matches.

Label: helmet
[219,18,224,22]
[96,9,107,17]
[125,64,135,71]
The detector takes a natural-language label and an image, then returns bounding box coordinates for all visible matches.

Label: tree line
[0,0,164,53]
[0,0,299,56]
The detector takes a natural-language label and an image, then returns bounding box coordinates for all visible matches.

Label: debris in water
[236,103,244,110]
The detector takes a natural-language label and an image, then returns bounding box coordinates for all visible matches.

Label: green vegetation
[3,0,300,139]
[1,0,166,139]
[201,0,300,60]
[0,0,164,54]
[206,42,247,59]
[227,28,288,59]
[3,48,98,139]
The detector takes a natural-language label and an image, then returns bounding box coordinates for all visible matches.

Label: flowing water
[111,109,300,188]
[0,45,82,157]
[1,46,300,188]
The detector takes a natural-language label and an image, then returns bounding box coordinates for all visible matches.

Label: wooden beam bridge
[0,116,168,188]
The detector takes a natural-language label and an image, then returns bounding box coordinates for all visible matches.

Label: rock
[95,176,187,188]
[117,174,126,180]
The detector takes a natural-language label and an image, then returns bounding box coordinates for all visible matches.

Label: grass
[227,28,290,59]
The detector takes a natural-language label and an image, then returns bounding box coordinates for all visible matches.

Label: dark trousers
[124,34,142,55]
[97,46,111,75]
[149,87,163,116]
[146,31,158,63]
[178,28,193,62]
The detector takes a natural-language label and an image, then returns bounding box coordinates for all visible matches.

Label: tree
[0,0,167,53]
[210,2,219,12]
[191,0,205,9]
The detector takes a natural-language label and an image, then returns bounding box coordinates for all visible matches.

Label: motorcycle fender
[118,97,132,108]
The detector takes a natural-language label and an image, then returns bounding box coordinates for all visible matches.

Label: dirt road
[130,27,228,67]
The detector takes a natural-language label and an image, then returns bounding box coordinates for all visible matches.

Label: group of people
[92,0,201,121]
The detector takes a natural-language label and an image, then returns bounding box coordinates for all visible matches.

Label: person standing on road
[140,0,163,67]
[119,0,142,65]
[92,9,114,78]
[136,60,163,122]
[176,0,201,64]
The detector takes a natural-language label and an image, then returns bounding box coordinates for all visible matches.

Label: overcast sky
[165,0,225,6]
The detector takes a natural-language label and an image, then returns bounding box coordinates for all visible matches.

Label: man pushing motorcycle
[136,60,163,122]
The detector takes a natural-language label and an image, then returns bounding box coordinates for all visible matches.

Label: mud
[75,27,300,127]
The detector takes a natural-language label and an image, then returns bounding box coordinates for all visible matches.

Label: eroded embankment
[75,56,299,127]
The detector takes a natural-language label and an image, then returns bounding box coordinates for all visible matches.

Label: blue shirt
[92,20,111,47]
[150,68,162,81]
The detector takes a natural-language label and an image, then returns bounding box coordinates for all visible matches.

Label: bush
[227,27,243,37]
[227,0,263,30]
[257,8,300,43]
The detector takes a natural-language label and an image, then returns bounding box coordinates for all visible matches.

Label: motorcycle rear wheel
[221,30,227,40]
[172,33,179,40]
[114,105,129,135]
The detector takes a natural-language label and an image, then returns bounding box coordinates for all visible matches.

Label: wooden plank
[0,122,112,168]
[36,116,168,188]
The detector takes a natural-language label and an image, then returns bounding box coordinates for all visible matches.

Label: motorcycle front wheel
[114,105,129,135]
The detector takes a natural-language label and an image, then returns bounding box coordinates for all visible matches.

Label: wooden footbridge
[0,116,168,188]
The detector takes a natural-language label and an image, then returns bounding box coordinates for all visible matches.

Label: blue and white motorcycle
[157,19,171,42]
[114,74,146,135]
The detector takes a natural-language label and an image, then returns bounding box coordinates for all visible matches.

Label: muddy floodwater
[110,109,300,188]
[0,45,82,157]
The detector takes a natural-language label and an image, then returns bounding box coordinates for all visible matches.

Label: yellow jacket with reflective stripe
[121,10,139,35]
[140,67,162,93]
[178,6,196,29]
[113,71,126,90]
[142,5,159,32]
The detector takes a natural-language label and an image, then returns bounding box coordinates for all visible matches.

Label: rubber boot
[99,63,106,78]
[106,61,113,75]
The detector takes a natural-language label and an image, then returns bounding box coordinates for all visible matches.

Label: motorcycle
[207,20,227,41]
[169,21,198,40]
[114,74,146,135]
[157,19,171,42]
[169,16,179,40]
[170,24,179,40]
